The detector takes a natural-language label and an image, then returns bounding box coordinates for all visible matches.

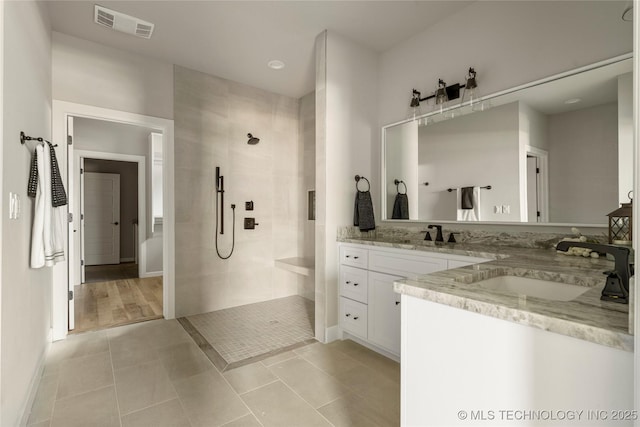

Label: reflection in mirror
[382,56,633,225]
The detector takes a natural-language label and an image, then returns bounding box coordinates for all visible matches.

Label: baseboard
[324,325,341,343]
[140,270,163,278]
[19,334,52,425]
[119,257,134,263]
[342,332,400,363]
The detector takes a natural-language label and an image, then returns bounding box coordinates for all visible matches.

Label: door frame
[75,152,145,280]
[52,100,175,341]
[524,145,549,222]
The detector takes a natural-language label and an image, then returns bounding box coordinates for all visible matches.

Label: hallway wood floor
[72,276,163,334]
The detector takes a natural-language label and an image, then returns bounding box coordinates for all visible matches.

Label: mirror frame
[381,53,633,227]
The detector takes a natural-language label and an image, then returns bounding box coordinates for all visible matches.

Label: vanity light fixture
[409,67,484,118]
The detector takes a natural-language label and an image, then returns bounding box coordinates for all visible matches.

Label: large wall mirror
[382,55,633,226]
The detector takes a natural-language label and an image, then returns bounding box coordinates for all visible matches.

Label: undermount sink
[474,276,590,301]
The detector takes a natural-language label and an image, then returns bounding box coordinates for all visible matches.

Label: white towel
[456,187,480,221]
[31,143,65,268]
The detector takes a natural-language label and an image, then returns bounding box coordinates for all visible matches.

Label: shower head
[247,133,260,145]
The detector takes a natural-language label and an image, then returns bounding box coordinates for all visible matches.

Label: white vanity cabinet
[338,243,489,357]
[367,271,403,353]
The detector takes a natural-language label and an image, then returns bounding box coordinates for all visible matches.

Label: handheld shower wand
[215,166,235,259]
[216,167,224,234]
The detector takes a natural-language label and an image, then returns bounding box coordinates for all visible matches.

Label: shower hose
[215,197,236,259]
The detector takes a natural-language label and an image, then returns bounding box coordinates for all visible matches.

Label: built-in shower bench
[274,257,315,277]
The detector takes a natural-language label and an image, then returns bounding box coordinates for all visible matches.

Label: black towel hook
[394,179,407,195]
[355,175,370,192]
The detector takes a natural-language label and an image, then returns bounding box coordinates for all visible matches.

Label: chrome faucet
[555,241,631,304]
[427,224,444,242]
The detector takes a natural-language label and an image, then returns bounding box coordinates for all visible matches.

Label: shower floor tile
[178,295,315,371]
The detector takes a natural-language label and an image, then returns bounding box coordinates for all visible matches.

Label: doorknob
[112,222,119,225]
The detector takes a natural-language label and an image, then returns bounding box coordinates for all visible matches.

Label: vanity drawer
[340,265,368,303]
[340,297,368,339]
[369,250,448,278]
[340,246,368,268]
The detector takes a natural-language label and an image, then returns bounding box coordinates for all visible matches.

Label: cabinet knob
[345,255,351,258]
[395,301,401,305]
[354,256,359,259]
[345,313,351,317]
[353,283,359,286]
[353,316,359,320]
[346,281,351,284]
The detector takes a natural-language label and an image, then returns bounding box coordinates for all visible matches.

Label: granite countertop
[338,237,632,352]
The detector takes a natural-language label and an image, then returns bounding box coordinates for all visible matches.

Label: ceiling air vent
[94,5,155,39]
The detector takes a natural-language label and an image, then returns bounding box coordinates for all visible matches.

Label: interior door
[84,172,121,265]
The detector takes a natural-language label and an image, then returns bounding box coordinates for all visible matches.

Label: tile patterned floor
[180,296,315,370]
[27,319,400,427]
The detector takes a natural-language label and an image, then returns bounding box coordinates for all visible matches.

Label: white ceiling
[45,1,473,98]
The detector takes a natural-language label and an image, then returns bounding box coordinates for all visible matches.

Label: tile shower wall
[174,66,304,316]
[299,91,315,301]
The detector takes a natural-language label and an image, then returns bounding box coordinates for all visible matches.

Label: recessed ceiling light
[564,98,582,105]
[267,60,285,70]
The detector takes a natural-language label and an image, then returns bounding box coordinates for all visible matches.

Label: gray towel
[354,191,375,232]
[461,186,474,210]
[28,142,67,207]
[392,193,409,219]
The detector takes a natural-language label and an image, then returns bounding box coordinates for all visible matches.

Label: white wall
[316,31,379,338]
[518,103,549,222]
[52,32,174,120]
[376,0,632,228]
[74,118,162,276]
[384,121,418,220]
[1,2,52,425]
[417,102,521,222]
[618,73,633,205]
[548,103,618,224]
[299,91,316,301]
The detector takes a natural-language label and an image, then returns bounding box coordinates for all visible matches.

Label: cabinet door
[368,271,403,355]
